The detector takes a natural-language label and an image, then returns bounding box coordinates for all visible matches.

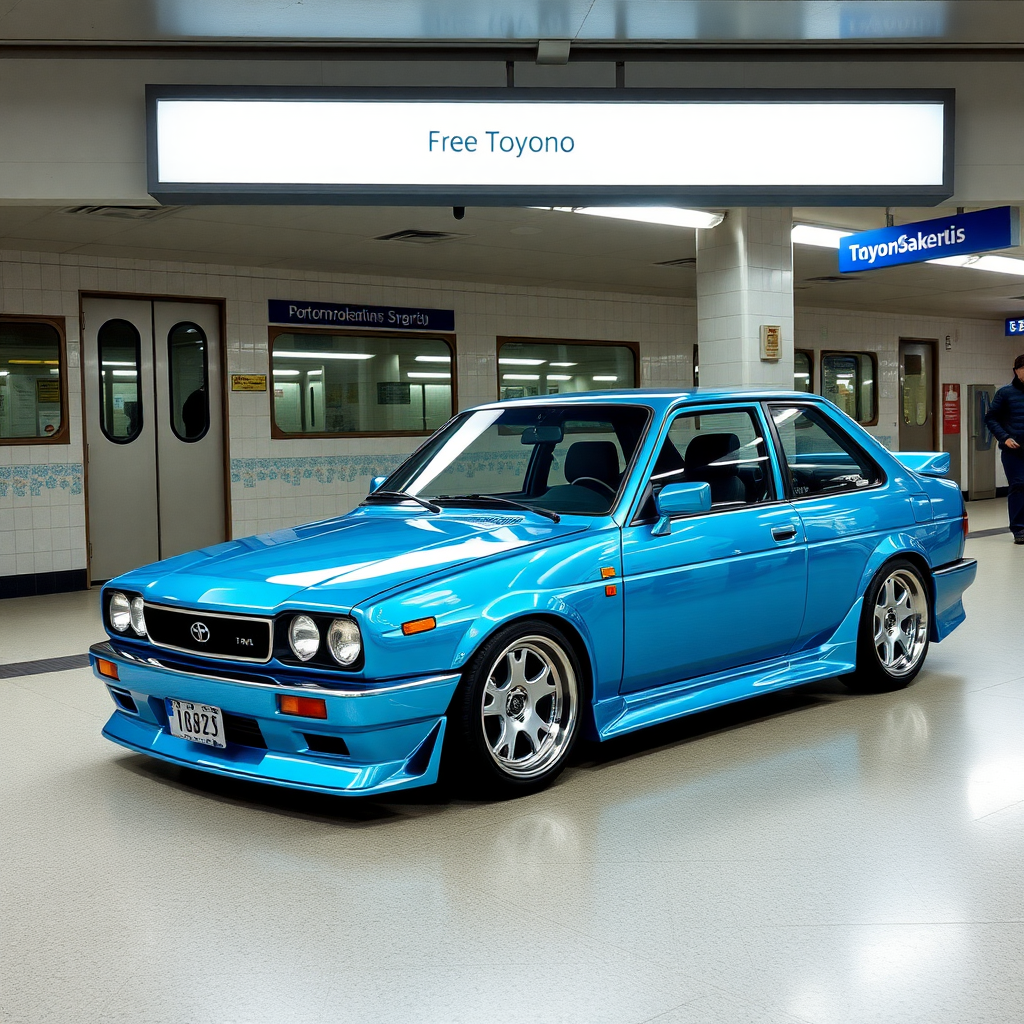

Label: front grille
[145,603,273,663]
[222,713,267,749]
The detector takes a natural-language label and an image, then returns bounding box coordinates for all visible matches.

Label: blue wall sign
[269,299,454,332]
[1005,318,1024,337]
[838,207,1020,273]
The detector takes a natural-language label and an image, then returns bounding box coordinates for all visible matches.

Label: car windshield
[378,403,651,515]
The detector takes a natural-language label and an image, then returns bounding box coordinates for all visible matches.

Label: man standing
[985,354,1024,543]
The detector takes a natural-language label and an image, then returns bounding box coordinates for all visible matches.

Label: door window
[794,350,813,392]
[643,407,774,514]
[902,351,929,427]
[168,322,209,442]
[770,405,881,497]
[97,319,143,444]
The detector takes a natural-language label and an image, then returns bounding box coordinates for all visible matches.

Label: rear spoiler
[894,451,951,477]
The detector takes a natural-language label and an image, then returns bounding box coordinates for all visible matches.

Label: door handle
[771,525,798,542]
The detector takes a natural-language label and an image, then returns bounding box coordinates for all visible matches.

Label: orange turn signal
[96,659,119,680]
[402,616,436,636]
[278,694,328,719]
[605,584,618,597]
[600,566,616,579]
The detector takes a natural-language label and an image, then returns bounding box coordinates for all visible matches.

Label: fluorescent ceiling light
[0,370,8,376]
[49,368,60,374]
[101,360,136,367]
[547,375,572,381]
[549,362,577,367]
[306,369,322,376]
[407,371,450,379]
[499,357,546,366]
[112,370,138,377]
[273,369,300,376]
[542,207,725,230]
[792,224,852,248]
[415,355,451,363]
[593,375,618,382]
[927,254,1024,275]
[503,373,540,381]
[277,350,374,360]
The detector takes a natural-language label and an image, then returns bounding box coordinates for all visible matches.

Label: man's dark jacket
[984,377,1024,448]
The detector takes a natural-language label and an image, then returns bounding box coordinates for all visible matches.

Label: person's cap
[1015,353,1024,371]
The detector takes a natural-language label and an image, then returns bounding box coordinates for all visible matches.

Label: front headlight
[327,618,361,666]
[109,591,131,632]
[129,596,147,636]
[288,614,320,662]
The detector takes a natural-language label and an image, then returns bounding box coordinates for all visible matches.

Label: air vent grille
[374,229,467,245]
[59,206,178,221]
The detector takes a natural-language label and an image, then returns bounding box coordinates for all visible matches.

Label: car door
[620,404,808,694]
[766,402,902,649]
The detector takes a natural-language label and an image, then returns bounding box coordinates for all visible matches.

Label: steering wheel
[571,476,617,496]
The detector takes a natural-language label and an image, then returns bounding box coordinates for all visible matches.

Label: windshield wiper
[362,490,441,513]
[434,494,560,523]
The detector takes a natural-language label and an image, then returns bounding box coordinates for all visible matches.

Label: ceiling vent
[374,229,467,245]
[654,257,697,267]
[59,205,178,221]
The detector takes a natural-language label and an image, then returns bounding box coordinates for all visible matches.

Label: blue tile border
[0,464,83,499]
[230,453,529,490]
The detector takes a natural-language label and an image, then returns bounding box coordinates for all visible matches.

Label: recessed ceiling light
[277,350,374,360]
[549,362,577,367]
[499,358,546,366]
[407,371,451,379]
[503,373,540,381]
[792,224,853,248]
[593,375,618,382]
[414,355,451,363]
[927,254,1024,275]
[547,375,572,381]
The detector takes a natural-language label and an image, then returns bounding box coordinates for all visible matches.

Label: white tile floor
[1,500,1022,1024]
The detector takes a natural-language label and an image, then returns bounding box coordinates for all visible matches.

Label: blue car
[91,389,976,798]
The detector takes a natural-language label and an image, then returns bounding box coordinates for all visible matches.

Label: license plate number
[167,699,226,749]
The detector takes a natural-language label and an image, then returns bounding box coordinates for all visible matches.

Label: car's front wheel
[844,559,931,693]
[448,620,582,797]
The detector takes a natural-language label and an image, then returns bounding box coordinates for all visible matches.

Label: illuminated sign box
[147,86,954,207]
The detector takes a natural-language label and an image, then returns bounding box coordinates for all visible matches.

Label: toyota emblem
[190,621,211,643]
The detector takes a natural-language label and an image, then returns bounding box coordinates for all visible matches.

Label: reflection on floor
[1,499,1021,1024]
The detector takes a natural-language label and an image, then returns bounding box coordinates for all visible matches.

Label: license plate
[166,699,227,749]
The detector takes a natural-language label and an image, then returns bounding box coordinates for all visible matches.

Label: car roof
[475,387,824,411]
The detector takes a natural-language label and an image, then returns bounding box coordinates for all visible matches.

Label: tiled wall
[0,247,1018,584]
[0,249,695,580]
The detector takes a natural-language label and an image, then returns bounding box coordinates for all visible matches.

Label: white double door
[83,297,226,582]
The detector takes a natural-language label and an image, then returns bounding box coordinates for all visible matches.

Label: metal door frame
[898,337,940,451]
[79,291,230,586]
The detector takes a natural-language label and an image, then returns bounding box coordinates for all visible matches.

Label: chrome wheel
[872,568,929,678]
[480,634,578,780]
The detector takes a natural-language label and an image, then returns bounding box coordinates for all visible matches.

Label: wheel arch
[858,543,936,639]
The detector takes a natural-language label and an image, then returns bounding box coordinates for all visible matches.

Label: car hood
[123,507,587,614]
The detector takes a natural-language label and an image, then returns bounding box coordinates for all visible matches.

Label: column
[695,207,794,389]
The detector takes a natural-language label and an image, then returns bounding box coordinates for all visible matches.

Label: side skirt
[594,599,862,741]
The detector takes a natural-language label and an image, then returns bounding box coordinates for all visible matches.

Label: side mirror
[652,481,711,536]
[369,475,387,493]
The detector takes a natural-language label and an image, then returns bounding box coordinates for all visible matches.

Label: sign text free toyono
[428,130,575,157]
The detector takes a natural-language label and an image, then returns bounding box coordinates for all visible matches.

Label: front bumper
[90,641,461,796]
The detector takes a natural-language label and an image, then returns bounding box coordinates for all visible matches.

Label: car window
[641,407,774,515]
[382,403,650,515]
[769,404,881,496]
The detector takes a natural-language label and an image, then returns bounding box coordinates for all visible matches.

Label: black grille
[303,733,350,757]
[222,713,267,749]
[145,604,272,662]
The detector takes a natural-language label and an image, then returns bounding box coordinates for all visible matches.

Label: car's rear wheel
[448,620,582,797]
[844,559,931,693]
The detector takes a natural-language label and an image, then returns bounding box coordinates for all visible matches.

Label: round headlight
[327,618,362,666]
[288,614,320,662]
[129,596,147,636]
[109,591,131,632]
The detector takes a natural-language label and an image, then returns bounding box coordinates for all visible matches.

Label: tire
[843,559,931,693]
[446,620,583,798]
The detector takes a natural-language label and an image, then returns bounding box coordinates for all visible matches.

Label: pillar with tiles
[695,208,794,389]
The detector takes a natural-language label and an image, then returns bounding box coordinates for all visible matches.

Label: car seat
[683,433,747,505]
[564,440,621,498]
